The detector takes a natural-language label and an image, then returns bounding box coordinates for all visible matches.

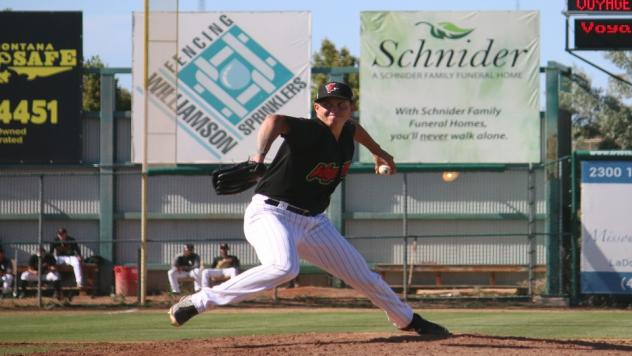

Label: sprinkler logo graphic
[179,25,294,125]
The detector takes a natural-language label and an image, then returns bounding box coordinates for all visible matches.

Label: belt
[264,199,317,217]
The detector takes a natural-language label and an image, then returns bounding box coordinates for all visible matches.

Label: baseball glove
[216,258,234,268]
[212,161,266,195]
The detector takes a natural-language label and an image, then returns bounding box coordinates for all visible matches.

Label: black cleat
[403,313,452,337]
[168,295,199,327]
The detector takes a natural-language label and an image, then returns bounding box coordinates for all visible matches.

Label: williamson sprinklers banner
[132,12,311,164]
[360,11,540,163]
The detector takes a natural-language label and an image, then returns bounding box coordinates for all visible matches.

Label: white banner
[581,161,632,294]
[132,12,311,163]
[360,11,540,163]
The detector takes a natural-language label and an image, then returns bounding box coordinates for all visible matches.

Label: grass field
[1,308,631,344]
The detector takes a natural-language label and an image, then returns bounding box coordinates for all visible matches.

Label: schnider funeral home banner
[360,12,540,163]
[132,12,311,163]
[581,161,632,294]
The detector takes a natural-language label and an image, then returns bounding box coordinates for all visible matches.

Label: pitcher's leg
[298,216,413,329]
[190,204,301,312]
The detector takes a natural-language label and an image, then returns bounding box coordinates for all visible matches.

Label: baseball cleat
[168,295,199,327]
[403,313,452,337]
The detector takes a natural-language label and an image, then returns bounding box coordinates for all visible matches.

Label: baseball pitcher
[169,82,450,337]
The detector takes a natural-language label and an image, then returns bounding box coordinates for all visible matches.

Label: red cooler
[114,265,138,296]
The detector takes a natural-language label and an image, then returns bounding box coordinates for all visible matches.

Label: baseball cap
[184,244,194,251]
[315,82,353,103]
[220,243,229,250]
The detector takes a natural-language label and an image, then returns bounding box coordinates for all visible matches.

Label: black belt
[264,199,317,217]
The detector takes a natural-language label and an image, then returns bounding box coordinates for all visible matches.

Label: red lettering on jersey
[341,161,351,176]
[306,161,352,185]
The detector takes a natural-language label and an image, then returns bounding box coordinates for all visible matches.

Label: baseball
[378,165,391,175]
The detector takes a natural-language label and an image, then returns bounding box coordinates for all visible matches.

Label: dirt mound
[6,333,632,356]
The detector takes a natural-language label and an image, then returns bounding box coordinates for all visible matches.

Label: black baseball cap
[220,243,229,250]
[315,81,353,103]
[184,244,194,251]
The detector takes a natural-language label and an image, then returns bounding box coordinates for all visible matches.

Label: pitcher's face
[314,97,352,128]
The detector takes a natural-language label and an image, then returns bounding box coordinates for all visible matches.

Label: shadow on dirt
[228,333,632,353]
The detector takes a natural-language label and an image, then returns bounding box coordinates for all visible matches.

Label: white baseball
[378,165,391,175]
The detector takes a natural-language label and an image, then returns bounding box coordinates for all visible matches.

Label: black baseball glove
[212,161,267,195]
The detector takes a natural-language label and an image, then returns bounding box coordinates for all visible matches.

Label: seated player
[0,247,14,299]
[50,228,83,288]
[19,247,62,300]
[167,244,202,294]
[201,244,240,288]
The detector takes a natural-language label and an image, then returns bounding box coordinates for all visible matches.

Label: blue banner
[581,160,632,294]
[582,161,632,184]
[582,272,632,294]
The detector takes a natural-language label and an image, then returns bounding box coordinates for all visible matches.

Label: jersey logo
[306,161,351,185]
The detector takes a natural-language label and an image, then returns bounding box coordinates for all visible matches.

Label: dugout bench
[374,264,546,290]
[13,261,100,298]
[146,262,333,294]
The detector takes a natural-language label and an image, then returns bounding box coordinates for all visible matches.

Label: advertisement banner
[360,11,540,163]
[132,12,311,163]
[0,12,82,163]
[581,161,632,294]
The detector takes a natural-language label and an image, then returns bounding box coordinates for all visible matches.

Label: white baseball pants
[191,194,414,329]
[55,256,83,287]
[168,268,202,293]
[21,270,61,282]
[201,267,238,289]
[1,273,13,294]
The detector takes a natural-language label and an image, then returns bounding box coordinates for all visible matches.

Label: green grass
[0,309,631,343]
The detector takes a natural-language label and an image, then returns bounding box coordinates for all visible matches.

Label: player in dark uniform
[50,228,83,288]
[19,247,62,300]
[168,244,202,293]
[169,82,450,337]
[201,244,240,288]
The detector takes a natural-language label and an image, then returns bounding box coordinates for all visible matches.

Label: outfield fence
[0,63,580,306]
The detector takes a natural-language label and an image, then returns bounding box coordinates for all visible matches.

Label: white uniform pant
[168,268,201,293]
[1,273,13,293]
[191,194,414,329]
[201,267,238,289]
[21,270,61,283]
[56,256,83,286]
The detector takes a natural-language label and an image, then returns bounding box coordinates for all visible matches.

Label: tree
[82,55,131,111]
[560,69,605,147]
[561,52,632,149]
[312,39,359,107]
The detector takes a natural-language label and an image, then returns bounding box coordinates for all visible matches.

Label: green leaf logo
[415,21,474,40]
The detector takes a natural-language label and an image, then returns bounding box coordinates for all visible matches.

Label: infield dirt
[4,332,632,356]
[2,287,632,355]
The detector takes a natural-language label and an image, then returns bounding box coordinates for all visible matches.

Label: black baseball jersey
[255,116,356,214]
[0,256,11,275]
[211,255,240,269]
[173,253,201,272]
[50,236,81,257]
[28,254,57,271]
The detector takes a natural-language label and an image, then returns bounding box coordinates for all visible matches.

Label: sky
[2,0,623,91]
